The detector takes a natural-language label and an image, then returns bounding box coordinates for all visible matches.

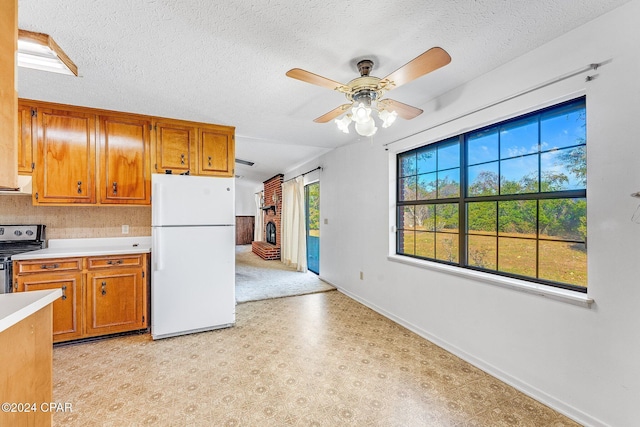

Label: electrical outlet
[324,218,328,225]
[122,225,129,234]
[359,271,364,280]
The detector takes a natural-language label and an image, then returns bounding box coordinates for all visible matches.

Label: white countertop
[0,289,62,333]
[12,236,152,260]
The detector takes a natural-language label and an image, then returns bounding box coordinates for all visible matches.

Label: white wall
[313,2,640,426]
[235,179,261,216]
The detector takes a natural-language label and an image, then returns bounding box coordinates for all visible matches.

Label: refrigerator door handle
[154,231,163,272]
[153,181,163,225]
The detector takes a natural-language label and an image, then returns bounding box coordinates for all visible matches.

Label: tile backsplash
[0,195,151,240]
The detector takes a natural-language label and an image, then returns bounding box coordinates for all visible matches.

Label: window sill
[387,254,594,308]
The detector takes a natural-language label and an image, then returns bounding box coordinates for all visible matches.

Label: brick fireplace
[252,174,283,260]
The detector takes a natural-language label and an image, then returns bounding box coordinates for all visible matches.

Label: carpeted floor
[235,244,335,303]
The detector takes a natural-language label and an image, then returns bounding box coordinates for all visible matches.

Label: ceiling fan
[286,47,451,136]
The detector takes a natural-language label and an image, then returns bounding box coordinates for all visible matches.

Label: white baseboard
[318,277,607,427]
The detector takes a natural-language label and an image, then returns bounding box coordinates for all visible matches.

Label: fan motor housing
[345,76,384,103]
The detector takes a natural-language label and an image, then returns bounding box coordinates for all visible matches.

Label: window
[397,97,587,292]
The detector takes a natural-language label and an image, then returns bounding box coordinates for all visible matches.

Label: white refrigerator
[151,173,235,340]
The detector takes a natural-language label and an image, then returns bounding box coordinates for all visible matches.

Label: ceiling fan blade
[286,68,347,91]
[314,104,352,123]
[378,99,423,120]
[381,47,451,90]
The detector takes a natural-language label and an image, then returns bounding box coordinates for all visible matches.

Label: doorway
[305,181,320,275]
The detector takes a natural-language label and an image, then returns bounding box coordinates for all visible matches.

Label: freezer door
[152,174,235,226]
[151,225,235,339]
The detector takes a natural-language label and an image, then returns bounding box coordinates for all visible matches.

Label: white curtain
[281,176,307,272]
[254,191,264,242]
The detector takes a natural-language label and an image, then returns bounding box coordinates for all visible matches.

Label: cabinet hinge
[142,315,145,323]
[154,163,158,170]
[149,124,153,131]
[35,192,39,200]
[142,271,145,278]
[31,162,35,171]
[31,109,37,117]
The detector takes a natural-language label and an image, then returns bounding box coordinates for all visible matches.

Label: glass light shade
[379,109,398,128]
[355,117,378,137]
[351,102,372,124]
[335,115,352,133]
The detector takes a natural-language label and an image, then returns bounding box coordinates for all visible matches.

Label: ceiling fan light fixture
[354,116,378,137]
[287,47,451,137]
[352,102,372,124]
[379,109,398,128]
[335,115,352,133]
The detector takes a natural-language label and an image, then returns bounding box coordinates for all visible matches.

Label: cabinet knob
[61,285,67,301]
[112,182,118,195]
[101,281,107,296]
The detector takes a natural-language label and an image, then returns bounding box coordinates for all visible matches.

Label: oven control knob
[14,230,22,236]
[26,230,34,236]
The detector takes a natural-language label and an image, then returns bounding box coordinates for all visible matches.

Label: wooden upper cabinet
[154,119,197,174]
[17,103,34,174]
[33,107,96,204]
[198,125,235,177]
[21,99,234,205]
[99,114,151,205]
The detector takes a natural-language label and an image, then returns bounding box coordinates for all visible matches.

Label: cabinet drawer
[15,258,83,274]
[88,254,143,269]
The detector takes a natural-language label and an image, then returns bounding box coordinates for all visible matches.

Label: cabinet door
[17,103,34,174]
[17,273,83,343]
[154,120,197,174]
[33,107,96,204]
[198,126,235,177]
[99,115,151,204]
[86,268,146,336]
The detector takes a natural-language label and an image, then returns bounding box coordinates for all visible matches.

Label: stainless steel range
[0,225,46,293]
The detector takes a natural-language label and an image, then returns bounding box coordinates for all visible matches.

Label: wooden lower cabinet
[13,253,148,343]
[16,271,83,342]
[86,267,146,336]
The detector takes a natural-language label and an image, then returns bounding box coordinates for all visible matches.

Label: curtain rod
[283,166,323,184]
[382,62,603,149]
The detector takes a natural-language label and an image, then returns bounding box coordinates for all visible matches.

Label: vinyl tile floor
[52,291,580,426]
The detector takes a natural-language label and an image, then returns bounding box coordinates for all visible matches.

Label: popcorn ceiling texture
[0,195,151,240]
[16,1,629,187]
